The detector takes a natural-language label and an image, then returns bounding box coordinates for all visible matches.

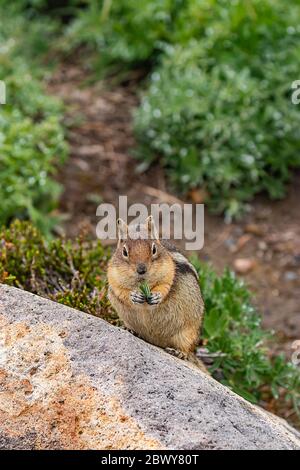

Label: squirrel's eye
[152,243,157,256]
[122,246,128,258]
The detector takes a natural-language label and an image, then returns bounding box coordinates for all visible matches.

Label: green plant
[0,220,115,322]
[66,0,260,68]
[134,0,300,217]
[65,0,171,65]
[1,221,299,427]
[9,1,300,217]
[0,5,67,233]
[193,257,300,423]
[0,2,60,58]
[139,281,151,301]
[10,0,82,21]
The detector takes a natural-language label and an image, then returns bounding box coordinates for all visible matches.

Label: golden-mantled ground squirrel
[107,216,207,372]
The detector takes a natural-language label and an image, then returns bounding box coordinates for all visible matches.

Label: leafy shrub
[194,258,300,419]
[0,6,67,232]
[65,0,171,63]
[0,2,59,57]
[1,220,299,426]
[0,220,114,321]
[134,1,300,217]
[12,1,300,217]
[64,0,209,68]
[10,0,82,20]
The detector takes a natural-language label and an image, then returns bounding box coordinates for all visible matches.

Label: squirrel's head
[108,216,173,289]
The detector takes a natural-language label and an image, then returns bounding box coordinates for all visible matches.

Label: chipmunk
[107,216,207,373]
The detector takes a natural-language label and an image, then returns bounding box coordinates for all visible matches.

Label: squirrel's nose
[137,263,147,275]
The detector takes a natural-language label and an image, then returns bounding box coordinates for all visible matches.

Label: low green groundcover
[0,4,67,233]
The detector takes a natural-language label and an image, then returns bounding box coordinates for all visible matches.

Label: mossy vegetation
[1,221,299,426]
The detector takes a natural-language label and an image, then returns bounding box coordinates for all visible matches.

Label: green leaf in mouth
[139,281,152,301]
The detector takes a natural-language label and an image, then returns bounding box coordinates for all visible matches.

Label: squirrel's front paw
[130,291,146,304]
[147,292,162,306]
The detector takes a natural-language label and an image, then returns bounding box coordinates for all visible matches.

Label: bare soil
[49,62,300,365]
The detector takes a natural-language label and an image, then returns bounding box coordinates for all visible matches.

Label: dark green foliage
[193,257,300,420]
[0,221,115,322]
[65,0,188,66]
[11,0,82,20]
[4,2,300,218]
[0,5,67,232]
[1,221,299,425]
[134,1,300,217]
[55,0,300,216]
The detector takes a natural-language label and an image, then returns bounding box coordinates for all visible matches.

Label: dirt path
[49,63,300,362]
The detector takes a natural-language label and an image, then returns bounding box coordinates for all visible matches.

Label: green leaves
[134,0,300,217]
[204,309,228,339]
[139,281,152,301]
[192,257,300,423]
[65,0,177,66]
[0,6,67,234]
[8,1,300,220]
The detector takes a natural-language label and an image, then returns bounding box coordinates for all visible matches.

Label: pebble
[233,258,257,274]
[284,271,298,281]
[258,241,268,251]
[245,224,264,236]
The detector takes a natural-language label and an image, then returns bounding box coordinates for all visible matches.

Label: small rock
[294,255,300,265]
[284,271,298,282]
[233,234,252,253]
[258,241,268,251]
[234,258,257,274]
[73,158,90,172]
[244,224,264,236]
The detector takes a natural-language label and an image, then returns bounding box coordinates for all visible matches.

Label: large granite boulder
[0,284,299,450]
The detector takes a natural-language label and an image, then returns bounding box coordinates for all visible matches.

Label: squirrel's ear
[145,215,158,240]
[117,218,128,242]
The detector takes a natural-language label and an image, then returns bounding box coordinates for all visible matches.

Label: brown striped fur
[107,217,206,372]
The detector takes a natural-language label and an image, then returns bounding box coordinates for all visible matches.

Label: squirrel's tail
[186,352,210,375]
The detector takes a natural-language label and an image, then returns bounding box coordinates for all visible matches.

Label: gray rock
[0,284,299,450]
